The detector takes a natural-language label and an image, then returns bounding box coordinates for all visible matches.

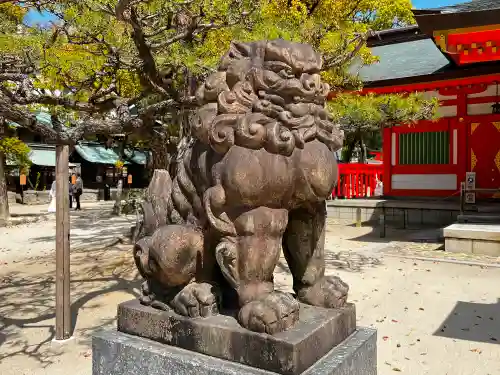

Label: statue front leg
[283,202,349,308]
[215,206,299,334]
[134,224,220,317]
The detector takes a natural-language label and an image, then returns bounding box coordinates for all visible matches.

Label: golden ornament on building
[471,149,477,171]
[495,150,500,173]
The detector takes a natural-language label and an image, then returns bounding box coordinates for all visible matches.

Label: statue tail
[135,169,174,241]
[133,236,152,279]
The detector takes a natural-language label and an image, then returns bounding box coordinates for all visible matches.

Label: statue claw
[238,291,299,335]
[296,276,349,309]
[171,282,220,318]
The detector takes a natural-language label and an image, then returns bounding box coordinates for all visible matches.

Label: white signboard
[465,192,476,204]
[466,172,476,191]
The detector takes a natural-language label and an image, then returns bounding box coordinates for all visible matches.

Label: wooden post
[55,144,71,340]
[114,178,123,216]
[355,207,362,227]
[379,206,386,238]
[0,142,9,224]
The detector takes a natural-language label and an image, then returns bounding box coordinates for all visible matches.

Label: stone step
[476,205,500,213]
[457,214,500,224]
[444,223,500,256]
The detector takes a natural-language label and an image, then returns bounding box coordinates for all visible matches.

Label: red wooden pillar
[450,117,468,190]
[383,127,392,196]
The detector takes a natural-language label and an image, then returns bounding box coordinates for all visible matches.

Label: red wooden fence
[332,163,384,199]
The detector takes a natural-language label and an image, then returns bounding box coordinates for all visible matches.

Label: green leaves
[0,3,26,32]
[328,93,440,133]
[0,136,31,169]
[0,0,435,157]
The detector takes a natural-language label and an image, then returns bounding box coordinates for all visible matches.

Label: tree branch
[149,10,252,50]
[0,96,60,141]
[1,81,118,113]
[323,31,374,68]
[0,73,26,82]
[307,0,321,16]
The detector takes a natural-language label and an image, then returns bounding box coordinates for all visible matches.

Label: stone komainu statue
[134,39,348,334]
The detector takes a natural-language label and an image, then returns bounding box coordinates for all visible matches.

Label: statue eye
[278,68,295,79]
[264,61,295,77]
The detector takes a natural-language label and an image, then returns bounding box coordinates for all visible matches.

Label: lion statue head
[192,39,344,156]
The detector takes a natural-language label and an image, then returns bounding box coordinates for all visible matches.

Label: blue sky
[24,10,57,26]
[412,0,465,8]
[23,0,467,26]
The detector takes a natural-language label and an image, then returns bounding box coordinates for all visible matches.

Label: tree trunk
[343,137,356,163]
[0,150,9,224]
[359,135,367,164]
[151,133,170,170]
[168,68,196,177]
[0,118,9,224]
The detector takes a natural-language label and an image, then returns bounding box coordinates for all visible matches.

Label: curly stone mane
[191,39,344,156]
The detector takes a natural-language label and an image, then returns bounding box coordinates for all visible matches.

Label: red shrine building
[356,0,500,199]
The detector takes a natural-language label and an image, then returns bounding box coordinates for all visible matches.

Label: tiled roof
[22,144,77,167]
[8,111,53,128]
[124,149,150,165]
[74,143,149,165]
[353,39,451,83]
[75,143,130,165]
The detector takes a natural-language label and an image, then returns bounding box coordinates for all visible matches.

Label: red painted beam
[392,120,449,133]
[467,95,500,104]
[332,73,500,97]
[454,51,500,65]
[438,83,488,95]
[439,29,500,65]
[447,29,500,45]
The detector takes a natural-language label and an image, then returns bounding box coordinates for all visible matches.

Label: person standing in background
[74,173,83,210]
[48,180,56,213]
[69,177,74,209]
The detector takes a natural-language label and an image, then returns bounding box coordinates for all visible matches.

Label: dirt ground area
[0,205,135,262]
[1,223,499,375]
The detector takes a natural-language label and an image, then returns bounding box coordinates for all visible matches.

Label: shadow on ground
[0,246,140,367]
[327,222,444,246]
[27,210,135,250]
[434,299,500,345]
[275,250,382,276]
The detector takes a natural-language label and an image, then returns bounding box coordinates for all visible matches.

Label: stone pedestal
[92,299,377,375]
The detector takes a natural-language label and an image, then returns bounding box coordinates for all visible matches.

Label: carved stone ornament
[134,39,348,335]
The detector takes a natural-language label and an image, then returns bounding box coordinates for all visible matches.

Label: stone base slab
[117,299,356,375]
[444,224,500,256]
[92,328,377,375]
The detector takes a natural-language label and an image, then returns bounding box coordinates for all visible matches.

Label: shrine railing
[332,163,384,199]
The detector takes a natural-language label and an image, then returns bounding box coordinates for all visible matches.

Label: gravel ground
[1,220,499,375]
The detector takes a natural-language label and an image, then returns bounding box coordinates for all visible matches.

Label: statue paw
[238,291,299,334]
[171,282,220,318]
[297,276,349,308]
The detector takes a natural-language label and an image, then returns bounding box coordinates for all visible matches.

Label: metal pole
[55,145,71,340]
[460,182,465,215]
